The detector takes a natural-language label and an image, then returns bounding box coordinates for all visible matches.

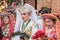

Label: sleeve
[31,25,38,37]
[37,19,43,30]
[14,7,23,33]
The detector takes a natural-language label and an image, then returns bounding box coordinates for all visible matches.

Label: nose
[46,23,50,25]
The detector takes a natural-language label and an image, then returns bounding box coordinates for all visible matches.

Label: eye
[23,13,26,15]
[21,13,26,15]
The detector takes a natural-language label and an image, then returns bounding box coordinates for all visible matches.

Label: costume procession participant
[14,0,38,33]
[37,7,52,30]
[20,7,38,36]
[42,14,58,40]
[11,3,38,40]
[1,13,14,40]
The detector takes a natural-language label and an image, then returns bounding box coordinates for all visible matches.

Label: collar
[23,19,31,25]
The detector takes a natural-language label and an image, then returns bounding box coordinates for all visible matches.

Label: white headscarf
[24,3,38,23]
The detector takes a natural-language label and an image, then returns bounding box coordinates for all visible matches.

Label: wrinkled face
[3,16,9,24]
[45,18,54,27]
[21,12,30,22]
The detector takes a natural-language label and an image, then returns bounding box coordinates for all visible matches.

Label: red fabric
[8,19,14,38]
[32,30,45,40]
[45,27,57,40]
[42,13,58,40]
[2,16,14,40]
[2,37,6,40]
[56,20,60,40]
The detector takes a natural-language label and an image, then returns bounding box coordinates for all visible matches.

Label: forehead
[21,12,29,15]
[3,15,9,18]
[45,18,52,22]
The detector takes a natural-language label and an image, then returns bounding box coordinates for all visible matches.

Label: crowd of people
[0,0,60,40]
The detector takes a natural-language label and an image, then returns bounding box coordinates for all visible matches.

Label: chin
[4,22,8,24]
[24,20,27,22]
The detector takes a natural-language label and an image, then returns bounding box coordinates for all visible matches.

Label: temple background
[27,0,60,13]
[1,0,60,13]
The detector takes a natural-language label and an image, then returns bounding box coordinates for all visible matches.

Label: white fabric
[37,16,43,30]
[24,3,37,23]
[14,3,38,33]
[12,20,38,40]
[45,27,54,37]
[20,20,38,37]
[11,35,20,40]
[14,7,23,33]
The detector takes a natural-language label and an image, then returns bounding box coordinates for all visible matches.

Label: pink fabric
[45,27,57,40]
[2,16,14,40]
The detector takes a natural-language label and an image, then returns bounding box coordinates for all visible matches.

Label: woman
[11,4,38,40]
[14,0,37,33]
[42,14,57,40]
[1,14,13,40]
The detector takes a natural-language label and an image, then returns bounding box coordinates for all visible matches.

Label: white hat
[14,3,38,33]
[19,3,37,23]
[20,7,32,14]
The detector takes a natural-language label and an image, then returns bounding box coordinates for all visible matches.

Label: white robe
[14,3,37,33]
[11,20,38,40]
[14,7,22,33]
[20,20,38,37]
[37,16,43,30]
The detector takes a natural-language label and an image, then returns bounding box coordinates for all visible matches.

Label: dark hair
[20,36,25,40]
[2,15,10,20]
[57,16,60,20]
[51,19,56,24]
[38,7,52,14]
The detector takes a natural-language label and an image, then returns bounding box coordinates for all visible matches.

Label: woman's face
[21,12,30,22]
[45,18,54,27]
[3,16,9,24]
